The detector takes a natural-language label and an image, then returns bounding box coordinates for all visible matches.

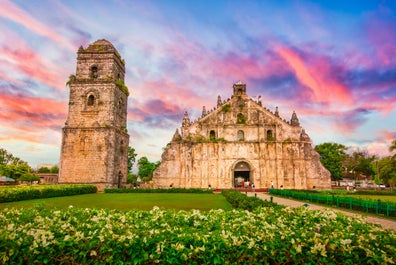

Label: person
[251,183,255,191]
[271,181,274,189]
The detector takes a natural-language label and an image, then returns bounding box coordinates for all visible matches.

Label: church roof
[80,39,119,54]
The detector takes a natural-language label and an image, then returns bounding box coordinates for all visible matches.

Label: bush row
[104,188,214,194]
[0,185,97,203]
[221,190,281,211]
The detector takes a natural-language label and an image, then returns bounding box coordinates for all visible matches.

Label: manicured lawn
[0,193,232,211]
[342,194,396,203]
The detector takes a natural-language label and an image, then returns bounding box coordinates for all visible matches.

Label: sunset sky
[1,0,395,168]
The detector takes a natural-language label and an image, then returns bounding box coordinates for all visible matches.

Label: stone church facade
[153,82,331,189]
[59,39,129,190]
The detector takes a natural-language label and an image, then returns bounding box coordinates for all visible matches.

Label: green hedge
[222,190,281,211]
[270,189,396,217]
[104,188,214,194]
[0,185,97,203]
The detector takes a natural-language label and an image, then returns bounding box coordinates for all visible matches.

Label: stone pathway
[246,192,396,231]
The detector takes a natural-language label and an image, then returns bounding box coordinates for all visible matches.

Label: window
[237,130,244,141]
[267,130,274,141]
[209,130,216,141]
[90,66,98,79]
[87,95,95,106]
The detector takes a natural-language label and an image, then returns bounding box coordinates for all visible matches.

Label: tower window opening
[90,66,98,79]
[87,95,95,106]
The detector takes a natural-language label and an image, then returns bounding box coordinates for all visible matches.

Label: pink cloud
[0,93,67,132]
[276,45,352,105]
[0,0,75,51]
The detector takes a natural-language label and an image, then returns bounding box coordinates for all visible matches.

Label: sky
[0,0,396,168]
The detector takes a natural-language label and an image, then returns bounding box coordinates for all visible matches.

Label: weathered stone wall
[59,40,129,191]
[153,82,331,190]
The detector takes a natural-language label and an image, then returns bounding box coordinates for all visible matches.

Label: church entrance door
[233,161,251,188]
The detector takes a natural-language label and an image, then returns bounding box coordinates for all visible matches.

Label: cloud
[276,45,352,105]
[0,0,75,51]
[0,92,67,132]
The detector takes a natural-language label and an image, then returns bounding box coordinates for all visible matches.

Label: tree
[0,148,32,180]
[50,165,59,174]
[344,150,376,181]
[38,167,51,173]
[127,147,137,173]
[389,139,396,159]
[137,157,160,182]
[19,173,40,184]
[376,156,396,187]
[315,142,348,181]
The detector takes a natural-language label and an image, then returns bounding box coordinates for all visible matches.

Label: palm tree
[390,139,396,152]
[390,139,396,159]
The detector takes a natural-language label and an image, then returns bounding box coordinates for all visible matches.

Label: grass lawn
[342,194,396,203]
[0,193,232,211]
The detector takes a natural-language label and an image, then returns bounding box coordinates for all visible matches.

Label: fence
[269,189,396,217]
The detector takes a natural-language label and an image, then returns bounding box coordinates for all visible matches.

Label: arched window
[87,95,95,106]
[237,130,244,141]
[267,130,273,141]
[209,130,216,141]
[90,65,98,79]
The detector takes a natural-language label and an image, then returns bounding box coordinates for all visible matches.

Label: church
[59,39,330,190]
[153,82,331,189]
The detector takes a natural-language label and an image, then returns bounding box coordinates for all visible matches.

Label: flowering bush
[1,205,394,264]
[0,185,97,203]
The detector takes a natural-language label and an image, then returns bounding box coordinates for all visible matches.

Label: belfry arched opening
[233,161,251,188]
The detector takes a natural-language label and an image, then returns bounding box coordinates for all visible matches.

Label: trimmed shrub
[104,188,214,194]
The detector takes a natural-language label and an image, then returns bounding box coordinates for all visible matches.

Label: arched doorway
[233,161,251,188]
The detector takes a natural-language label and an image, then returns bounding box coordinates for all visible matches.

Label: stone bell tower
[59,39,130,190]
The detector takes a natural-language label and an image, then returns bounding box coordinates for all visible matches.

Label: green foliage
[270,189,396,217]
[315,142,348,181]
[137,157,160,181]
[1,205,394,264]
[19,173,40,183]
[127,147,137,173]
[376,156,396,186]
[65,74,76,87]
[115,79,129,96]
[127,173,138,184]
[194,135,207,143]
[221,103,231,112]
[49,165,59,174]
[345,150,376,179]
[221,190,280,211]
[37,167,50,173]
[0,185,97,203]
[104,188,214,194]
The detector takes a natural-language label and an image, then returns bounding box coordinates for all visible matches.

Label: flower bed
[1,206,394,264]
[0,185,97,203]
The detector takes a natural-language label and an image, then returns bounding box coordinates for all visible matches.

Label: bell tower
[59,39,130,190]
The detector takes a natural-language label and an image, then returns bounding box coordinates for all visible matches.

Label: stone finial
[291,111,300,126]
[300,129,311,142]
[257,95,262,106]
[172,128,182,142]
[217,95,222,107]
[182,111,190,127]
[202,106,207,117]
[233,81,246,96]
[78,46,84,53]
[275,106,279,117]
